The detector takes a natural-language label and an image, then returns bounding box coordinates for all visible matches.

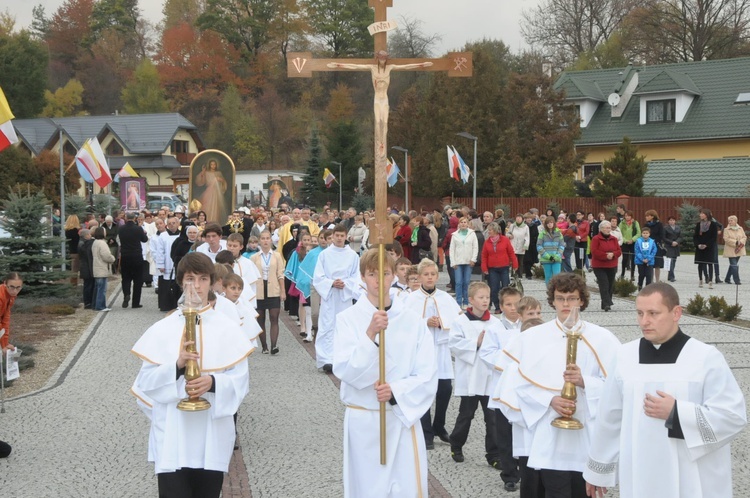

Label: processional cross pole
[287,0,472,465]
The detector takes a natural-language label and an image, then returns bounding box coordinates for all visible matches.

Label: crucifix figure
[327,51,433,156]
[287,0,472,467]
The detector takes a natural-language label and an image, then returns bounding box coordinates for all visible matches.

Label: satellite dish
[608,93,621,107]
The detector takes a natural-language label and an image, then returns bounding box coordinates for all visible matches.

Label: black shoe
[132,304,143,309]
[725,279,731,284]
[716,280,722,284]
[322,363,333,374]
[262,349,269,354]
[299,332,306,337]
[425,440,434,450]
[504,482,519,492]
[489,460,501,470]
[451,448,464,462]
[604,306,611,312]
[122,295,130,308]
[436,431,451,444]
[271,347,279,355]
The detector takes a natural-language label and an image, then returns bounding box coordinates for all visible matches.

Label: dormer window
[106,140,124,156]
[646,99,676,123]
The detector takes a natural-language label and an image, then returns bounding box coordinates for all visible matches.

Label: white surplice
[583,337,747,498]
[233,257,260,310]
[312,245,360,368]
[404,288,462,380]
[449,313,505,396]
[495,318,621,472]
[334,295,437,498]
[131,306,252,474]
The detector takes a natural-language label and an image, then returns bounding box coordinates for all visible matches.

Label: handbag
[418,249,434,261]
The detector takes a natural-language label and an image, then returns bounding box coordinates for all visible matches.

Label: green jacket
[619,220,640,243]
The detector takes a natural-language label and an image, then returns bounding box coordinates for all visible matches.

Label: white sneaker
[99,308,112,312]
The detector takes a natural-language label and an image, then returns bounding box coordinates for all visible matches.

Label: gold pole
[551,330,583,430]
[378,243,387,465]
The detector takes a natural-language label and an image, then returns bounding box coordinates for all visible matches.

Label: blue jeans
[725,257,741,284]
[542,261,562,286]
[487,266,510,311]
[562,249,574,272]
[454,264,472,306]
[94,277,108,310]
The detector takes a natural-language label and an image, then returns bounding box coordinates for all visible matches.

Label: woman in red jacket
[590,221,622,311]
[0,271,22,459]
[481,222,518,313]
[394,214,412,261]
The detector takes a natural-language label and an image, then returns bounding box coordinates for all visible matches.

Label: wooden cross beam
[287,0,472,466]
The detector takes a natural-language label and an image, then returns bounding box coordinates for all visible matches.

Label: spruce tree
[592,137,648,202]
[0,187,71,297]
[301,128,322,207]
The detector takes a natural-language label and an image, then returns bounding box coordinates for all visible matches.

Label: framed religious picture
[189,150,236,224]
[121,178,146,211]
[265,178,293,209]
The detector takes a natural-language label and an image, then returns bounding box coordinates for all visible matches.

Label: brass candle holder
[551,307,583,430]
[177,282,211,412]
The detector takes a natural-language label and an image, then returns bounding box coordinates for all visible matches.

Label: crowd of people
[3,199,747,497]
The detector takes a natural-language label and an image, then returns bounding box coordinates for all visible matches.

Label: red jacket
[481,236,518,272]
[590,233,622,269]
[395,225,412,259]
[0,284,17,349]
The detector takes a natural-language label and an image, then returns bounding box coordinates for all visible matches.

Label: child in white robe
[313,224,360,373]
[334,249,437,498]
[131,252,252,497]
[224,234,260,310]
[405,258,461,449]
[223,272,262,351]
[495,273,620,497]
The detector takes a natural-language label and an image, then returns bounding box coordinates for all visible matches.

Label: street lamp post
[391,146,408,212]
[456,132,478,209]
[58,126,66,271]
[331,161,342,212]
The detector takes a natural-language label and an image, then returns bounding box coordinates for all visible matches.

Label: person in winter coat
[92,227,116,311]
[347,215,367,253]
[663,216,682,282]
[394,215,412,261]
[635,227,657,290]
[537,217,565,285]
[723,215,747,285]
[449,217,478,308]
[78,229,95,309]
[507,214,530,278]
[694,209,719,288]
[481,222,518,313]
[590,221,622,311]
[411,217,433,264]
[523,212,539,280]
[644,210,665,282]
[442,216,459,291]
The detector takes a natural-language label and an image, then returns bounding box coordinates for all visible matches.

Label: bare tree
[625,0,750,63]
[388,15,442,58]
[521,0,641,65]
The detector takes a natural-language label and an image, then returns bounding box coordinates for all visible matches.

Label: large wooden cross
[287,0,472,466]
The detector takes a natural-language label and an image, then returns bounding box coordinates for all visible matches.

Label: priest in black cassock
[584,283,747,498]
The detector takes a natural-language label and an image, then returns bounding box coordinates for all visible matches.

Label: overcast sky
[0,0,541,55]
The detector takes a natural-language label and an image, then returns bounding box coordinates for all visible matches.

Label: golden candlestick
[551,308,584,430]
[177,282,211,412]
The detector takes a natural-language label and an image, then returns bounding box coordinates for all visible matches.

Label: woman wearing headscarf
[694,208,719,288]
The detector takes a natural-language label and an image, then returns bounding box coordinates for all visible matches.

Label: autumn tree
[206,86,265,167]
[0,30,48,118]
[43,79,85,117]
[33,150,81,206]
[121,58,169,114]
[305,0,373,57]
[0,147,37,193]
[162,0,205,30]
[591,137,648,202]
[39,0,95,89]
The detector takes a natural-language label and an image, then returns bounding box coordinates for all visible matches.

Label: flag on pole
[323,168,336,188]
[0,87,19,153]
[114,162,138,182]
[447,145,461,181]
[452,146,471,184]
[386,157,400,187]
[75,138,112,188]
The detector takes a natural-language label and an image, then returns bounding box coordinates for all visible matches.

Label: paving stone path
[0,261,748,497]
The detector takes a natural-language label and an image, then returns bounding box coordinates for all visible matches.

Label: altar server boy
[223,272,262,350]
[334,249,437,498]
[131,253,252,497]
[448,282,504,466]
[405,258,462,449]
[584,283,746,498]
[494,273,621,497]
[313,224,360,373]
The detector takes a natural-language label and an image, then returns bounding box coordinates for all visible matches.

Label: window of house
[106,140,123,156]
[63,142,77,157]
[240,183,249,190]
[171,140,189,154]
[583,163,602,178]
[646,99,675,123]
